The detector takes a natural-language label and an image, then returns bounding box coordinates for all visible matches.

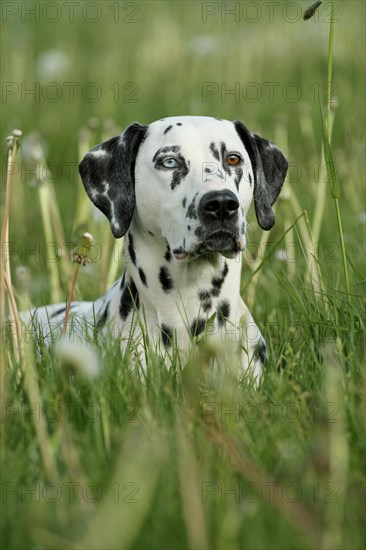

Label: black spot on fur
[187,225,191,231]
[138,267,147,287]
[191,318,205,338]
[217,300,230,326]
[165,243,172,262]
[153,146,189,190]
[97,302,109,329]
[186,195,198,220]
[198,263,229,303]
[119,279,139,320]
[210,142,220,161]
[241,221,246,234]
[202,300,212,312]
[198,290,212,313]
[234,167,243,191]
[148,230,155,236]
[159,266,174,293]
[176,123,182,126]
[161,324,173,347]
[182,197,187,208]
[187,203,197,219]
[51,306,66,318]
[164,125,173,135]
[211,261,229,297]
[128,233,136,265]
[248,173,252,187]
[256,339,267,364]
[220,142,231,177]
[198,290,210,302]
[194,226,203,238]
[171,155,189,190]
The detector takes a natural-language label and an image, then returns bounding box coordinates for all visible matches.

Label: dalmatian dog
[25,116,287,382]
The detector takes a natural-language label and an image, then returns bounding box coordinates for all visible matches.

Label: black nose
[199,190,239,222]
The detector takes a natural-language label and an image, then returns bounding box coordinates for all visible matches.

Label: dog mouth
[198,230,243,256]
[173,230,244,260]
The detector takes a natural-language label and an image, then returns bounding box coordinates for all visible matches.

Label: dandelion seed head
[22,132,46,162]
[275,249,288,262]
[56,337,101,379]
[15,266,32,291]
[36,49,70,81]
[188,35,218,56]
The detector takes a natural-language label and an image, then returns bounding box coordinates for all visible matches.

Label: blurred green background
[2,0,365,298]
[1,2,365,549]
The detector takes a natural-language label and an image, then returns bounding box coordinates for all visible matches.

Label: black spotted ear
[79,122,148,238]
[234,120,288,230]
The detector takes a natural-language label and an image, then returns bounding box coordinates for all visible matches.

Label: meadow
[1,1,365,548]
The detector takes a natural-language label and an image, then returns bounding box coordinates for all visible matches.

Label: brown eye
[226,153,241,166]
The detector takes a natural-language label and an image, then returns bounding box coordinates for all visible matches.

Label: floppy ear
[234,120,288,230]
[79,122,148,238]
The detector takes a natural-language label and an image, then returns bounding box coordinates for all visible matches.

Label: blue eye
[162,158,178,169]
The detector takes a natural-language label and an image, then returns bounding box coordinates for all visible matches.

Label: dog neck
[117,222,243,328]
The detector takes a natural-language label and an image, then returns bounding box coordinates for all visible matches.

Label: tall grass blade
[318,0,350,295]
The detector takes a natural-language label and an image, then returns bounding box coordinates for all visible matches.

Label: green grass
[1,1,365,549]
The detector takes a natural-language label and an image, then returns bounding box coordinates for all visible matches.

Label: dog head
[79,116,288,260]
